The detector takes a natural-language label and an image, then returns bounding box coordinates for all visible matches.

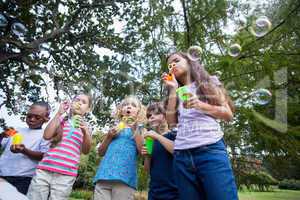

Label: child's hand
[183,95,203,109]
[10,144,26,154]
[162,72,178,90]
[144,130,159,140]
[1,127,16,138]
[79,120,90,136]
[107,127,119,139]
[57,101,70,116]
[141,146,149,156]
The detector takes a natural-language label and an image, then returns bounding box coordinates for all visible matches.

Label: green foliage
[73,134,102,190]
[239,171,278,192]
[69,189,92,200]
[278,179,300,190]
[137,157,149,191]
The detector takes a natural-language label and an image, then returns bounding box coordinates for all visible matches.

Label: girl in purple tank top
[162,50,238,200]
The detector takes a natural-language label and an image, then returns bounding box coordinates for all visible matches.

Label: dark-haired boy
[0,102,50,194]
[141,102,179,200]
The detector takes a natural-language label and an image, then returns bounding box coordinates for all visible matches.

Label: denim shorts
[173,139,238,200]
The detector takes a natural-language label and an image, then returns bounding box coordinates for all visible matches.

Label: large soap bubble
[249,16,272,37]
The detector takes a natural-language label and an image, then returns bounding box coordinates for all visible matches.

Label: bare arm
[162,73,179,128]
[185,92,233,122]
[97,136,112,156]
[134,134,144,154]
[44,102,68,140]
[22,148,44,161]
[185,86,233,121]
[145,131,174,154]
[43,114,61,140]
[98,128,118,156]
[197,102,233,121]
[166,89,178,128]
[10,144,44,161]
[155,134,174,154]
[80,123,92,155]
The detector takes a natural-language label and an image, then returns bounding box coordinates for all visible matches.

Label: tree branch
[191,6,217,27]
[180,0,191,47]
[0,1,114,64]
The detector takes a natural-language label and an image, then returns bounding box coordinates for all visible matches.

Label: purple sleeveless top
[175,76,224,150]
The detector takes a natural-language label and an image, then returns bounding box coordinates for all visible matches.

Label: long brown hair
[167,51,235,112]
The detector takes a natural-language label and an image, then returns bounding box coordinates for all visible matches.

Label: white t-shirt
[0,127,50,177]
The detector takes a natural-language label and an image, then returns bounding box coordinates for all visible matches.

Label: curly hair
[113,96,147,124]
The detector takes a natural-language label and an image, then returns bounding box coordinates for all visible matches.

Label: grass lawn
[70,189,300,200]
[239,189,300,200]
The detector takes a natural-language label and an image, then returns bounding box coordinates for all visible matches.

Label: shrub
[278,179,300,190]
[70,190,93,200]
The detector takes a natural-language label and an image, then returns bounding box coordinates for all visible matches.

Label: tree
[0,0,144,125]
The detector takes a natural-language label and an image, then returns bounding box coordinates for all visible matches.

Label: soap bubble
[249,16,272,37]
[0,13,8,28]
[251,88,272,105]
[187,45,202,61]
[228,43,242,57]
[11,22,28,37]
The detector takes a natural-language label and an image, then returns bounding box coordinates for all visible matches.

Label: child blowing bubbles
[162,50,238,200]
[141,102,179,200]
[27,94,93,200]
[93,96,146,200]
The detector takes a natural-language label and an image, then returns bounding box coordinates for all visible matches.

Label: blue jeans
[173,139,238,200]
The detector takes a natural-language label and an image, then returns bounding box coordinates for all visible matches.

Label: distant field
[239,189,300,200]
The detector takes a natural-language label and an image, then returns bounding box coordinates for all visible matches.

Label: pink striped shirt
[38,120,83,176]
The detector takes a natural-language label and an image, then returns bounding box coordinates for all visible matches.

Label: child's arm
[133,133,144,154]
[43,114,61,140]
[144,131,174,154]
[98,128,118,156]
[162,73,179,128]
[44,103,66,140]
[166,89,178,128]
[185,96,233,121]
[80,121,92,155]
[141,146,151,173]
[10,145,44,161]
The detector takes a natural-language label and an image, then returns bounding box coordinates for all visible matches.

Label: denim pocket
[202,140,227,154]
[205,148,227,154]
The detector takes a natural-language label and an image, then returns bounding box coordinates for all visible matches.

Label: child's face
[72,94,90,115]
[26,105,49,129]
[167,54,190,79]
[121,101,139,118]
[147,112,165,129]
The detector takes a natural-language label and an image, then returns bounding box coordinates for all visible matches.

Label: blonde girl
[93,96,146,200]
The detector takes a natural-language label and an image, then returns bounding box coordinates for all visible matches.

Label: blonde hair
[113,96,147,124]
